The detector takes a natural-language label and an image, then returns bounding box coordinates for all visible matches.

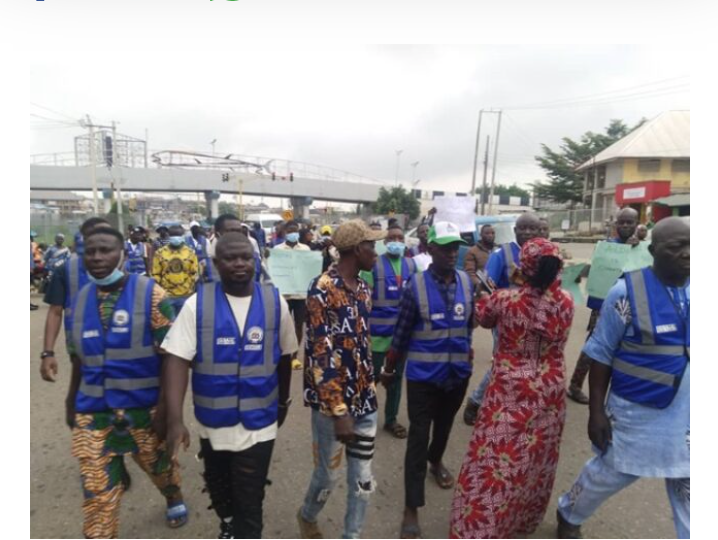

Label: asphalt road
[30,244,675,539]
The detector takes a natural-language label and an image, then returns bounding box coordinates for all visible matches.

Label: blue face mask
[386,241,406,256]
[88,254,125,286]
[286,232,300,243]
[169,236,185,247]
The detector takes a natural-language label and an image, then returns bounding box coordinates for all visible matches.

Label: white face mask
[88,253,125,286]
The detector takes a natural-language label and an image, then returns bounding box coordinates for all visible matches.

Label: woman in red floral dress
[450,238,575,539]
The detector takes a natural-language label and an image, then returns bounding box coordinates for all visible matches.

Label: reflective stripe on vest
[192,281,280,428]
[373,256,416,308]
[611,268,689,408]
[194,282,278,379]
[71,275,159,409]
[406,270,472,382]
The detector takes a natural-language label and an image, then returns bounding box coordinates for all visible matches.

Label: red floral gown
[450,281,574,539]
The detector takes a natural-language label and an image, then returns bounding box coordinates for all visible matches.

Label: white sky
[30,45,689,198]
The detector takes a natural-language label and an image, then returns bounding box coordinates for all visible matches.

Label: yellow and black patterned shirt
[151,244,199,298]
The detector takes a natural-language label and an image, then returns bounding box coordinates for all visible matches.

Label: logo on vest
[82,330,100,339]
[656,324,678,334]
[113,309,130,326]
[431,313,445,321]
[245,326,264,351]
[217,337,236,346]
[453,303,465,319]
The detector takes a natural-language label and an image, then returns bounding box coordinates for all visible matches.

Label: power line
[513,85,689,110]
[30,102,80,122]
[504,77,689,110]
[30,113,78,126]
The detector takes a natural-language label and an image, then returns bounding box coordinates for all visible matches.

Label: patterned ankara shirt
[303,265,378,418]
[151,244,199,298]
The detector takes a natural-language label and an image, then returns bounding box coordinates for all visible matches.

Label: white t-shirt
[413,253,432,272]
[162,291,299,452]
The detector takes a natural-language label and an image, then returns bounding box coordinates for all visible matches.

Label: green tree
[532,118,645,206]
[475,183,531,200]
[218,201,239,216]
[372,186,421,220]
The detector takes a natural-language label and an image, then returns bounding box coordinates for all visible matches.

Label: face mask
[88,254,125,286]
[286,232,300,243]
[386,241,406,256]
[169,236,185,247]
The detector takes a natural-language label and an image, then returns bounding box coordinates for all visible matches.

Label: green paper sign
[586,241,653,300]
[266,249,324,297]
[561,263,587,306]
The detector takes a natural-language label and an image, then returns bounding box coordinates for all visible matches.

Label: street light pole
[411,161,420,184]
[210,139,217,156]
[87,115,99,215]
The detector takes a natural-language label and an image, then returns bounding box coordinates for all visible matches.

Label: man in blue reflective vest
[208,213,272,285]
[360,223,417,439]
[463,212,541,425]
[124,226,149,275]
[381,221,478,538]
[163,232,297,539]
[557,216,690,539]
[567,207,639,404]
[40,217,110,383]
[64,227,187,537]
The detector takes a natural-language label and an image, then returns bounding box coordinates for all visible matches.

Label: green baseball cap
[428,221,467,245]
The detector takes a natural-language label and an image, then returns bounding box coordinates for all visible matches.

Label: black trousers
[404,378,469,509]
[200,438,275,539]
[286,298,307,346]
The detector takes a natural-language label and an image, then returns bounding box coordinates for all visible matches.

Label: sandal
[166,501,189,528]
[400,522,421,539]
[383,422,408,439]
[429,463,454,489]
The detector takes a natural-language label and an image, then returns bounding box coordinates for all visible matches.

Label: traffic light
[271,172,276,181]
[222,173,229,182]
[103,135,113,167]
[289,172,294,182]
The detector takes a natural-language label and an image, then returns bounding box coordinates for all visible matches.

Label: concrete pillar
[205,190,220,220]
[101,188,113,215]
[290,196,312,220]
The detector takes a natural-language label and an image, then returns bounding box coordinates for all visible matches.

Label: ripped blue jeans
[301,409,378,539]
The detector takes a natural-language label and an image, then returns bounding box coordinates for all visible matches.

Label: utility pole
[86,115,99,215]
[487,110,503,215]
[480,135,491,216]
[411,161,420,184]
[237,174,244,221]
[112,121,124,232]
[470,109,484,213]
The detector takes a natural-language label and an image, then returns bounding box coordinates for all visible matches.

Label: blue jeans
[301,410,378,539]
[558,456,690,539]
[468,367,492,406]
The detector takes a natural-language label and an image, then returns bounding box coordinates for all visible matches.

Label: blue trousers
[558,455,690,539]
[301,410,378,539]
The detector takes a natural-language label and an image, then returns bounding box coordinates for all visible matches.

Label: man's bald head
[649,217,690,283]
[651,217,690,247]
[515,212,541,247]
[615,207,639,241]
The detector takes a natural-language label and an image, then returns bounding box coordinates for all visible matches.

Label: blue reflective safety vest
[611,267,690,409]
[70,274,161,413]
[369,255,417,337]
[192,281,282,429]
[64,254,90,336]
[405,270,473,383]
[124,241,147,275]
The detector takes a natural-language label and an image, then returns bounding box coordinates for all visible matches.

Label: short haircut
[285,220,299,229]
[84,226,124,245]
[80,217,110,235]
[480,224,494,231]
[387,223,404,233]
[215,231,253,257]
[215,213,241,233]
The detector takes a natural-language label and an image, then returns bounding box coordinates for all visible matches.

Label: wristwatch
[40,350,55,359]
[279,398,293,408]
